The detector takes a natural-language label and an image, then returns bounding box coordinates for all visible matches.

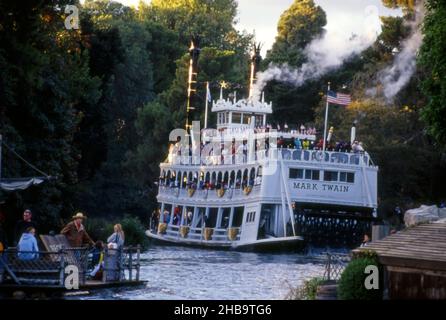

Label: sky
[89,0,402,55]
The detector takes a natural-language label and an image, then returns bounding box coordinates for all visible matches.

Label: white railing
[158,185,261,200]
[163,225,241,242]
[164,149,374,167]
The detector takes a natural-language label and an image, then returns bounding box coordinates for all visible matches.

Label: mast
[248,43,262,100]
[185,36,201,132]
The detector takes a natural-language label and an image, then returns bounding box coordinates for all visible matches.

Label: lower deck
[149,201,375,249]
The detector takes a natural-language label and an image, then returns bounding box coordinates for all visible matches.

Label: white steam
[252,5,382,99]
[369,2,425,100]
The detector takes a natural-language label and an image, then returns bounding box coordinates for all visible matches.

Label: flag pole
[322,82,331,152]
[204,82,209,129]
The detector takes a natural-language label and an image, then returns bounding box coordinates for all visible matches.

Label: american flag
[327,90,351,106]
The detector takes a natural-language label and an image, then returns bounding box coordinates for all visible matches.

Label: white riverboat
[146,41,378,251]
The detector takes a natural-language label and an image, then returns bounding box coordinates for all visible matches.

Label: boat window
[255,115,263,127]
[232,207,244,228]
[324,171,338,182]
[347,172,355,183]
[242,114,250,125]
[232,113,241,124]
[289,168,304,179]
[305,169,320,181]
[340,172,355,183]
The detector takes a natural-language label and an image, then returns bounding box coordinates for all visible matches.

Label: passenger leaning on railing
[17,227,39,261]
[107,224,125,250]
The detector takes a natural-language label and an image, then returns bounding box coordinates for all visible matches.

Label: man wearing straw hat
[61,212,94,248]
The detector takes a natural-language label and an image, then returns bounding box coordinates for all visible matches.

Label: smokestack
[249,43,262,99]
[186,36,201,131]
[351,124,356,145]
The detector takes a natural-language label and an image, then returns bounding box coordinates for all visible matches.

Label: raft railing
[0,246,142,287]
[323,252,351,282]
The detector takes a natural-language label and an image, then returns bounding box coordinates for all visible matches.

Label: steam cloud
[252,5,382,99]
[368,2,425,100]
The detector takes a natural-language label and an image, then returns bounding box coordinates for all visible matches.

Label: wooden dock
[355,222,446,299]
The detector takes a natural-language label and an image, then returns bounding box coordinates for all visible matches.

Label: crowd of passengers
[229,123,317,135]
[159,175,262,190]
[170,137,364,158]
[280,138,365,153]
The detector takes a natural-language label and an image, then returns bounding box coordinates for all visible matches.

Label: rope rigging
[1,138,51,179]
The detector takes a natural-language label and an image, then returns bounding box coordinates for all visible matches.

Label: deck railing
[165,149,374,167]
[158,184,261,200]
[0,246,141,287]
[161,224,241,242]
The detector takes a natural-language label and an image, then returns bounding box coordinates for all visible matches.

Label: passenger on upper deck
[302,139,310,150]
[277,136,285,149]
[352,141,364,154]
[294,137,302,150]
[172,136,182,157]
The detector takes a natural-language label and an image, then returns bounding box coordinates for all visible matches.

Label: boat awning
[0,177,46,191]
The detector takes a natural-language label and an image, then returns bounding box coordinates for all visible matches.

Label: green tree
[419,0,446,148]
[262,0,327,125]
[265,0,326,67]
[0,0,101,230]
[141,0,240,49]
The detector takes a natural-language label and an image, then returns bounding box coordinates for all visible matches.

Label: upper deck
[163,146,376,169]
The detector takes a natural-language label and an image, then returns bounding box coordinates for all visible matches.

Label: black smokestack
[185,35,201,131]
[249,42,262,99]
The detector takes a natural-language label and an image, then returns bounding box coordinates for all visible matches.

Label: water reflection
[73,245,344,300]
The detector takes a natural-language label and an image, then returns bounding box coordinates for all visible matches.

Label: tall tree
[419,0,446,148]
[264,0,326,67]
[0,0,101,229]
[141,0,239,49]
[262,0,327,125]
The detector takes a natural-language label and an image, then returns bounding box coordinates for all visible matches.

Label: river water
[72,245,345,300]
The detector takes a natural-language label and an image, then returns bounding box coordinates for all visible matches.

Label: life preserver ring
[314,151,324,162]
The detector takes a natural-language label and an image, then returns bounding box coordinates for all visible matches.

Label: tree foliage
[265,0,326,67]
[0,0,444,241]
[419,0,446,148]
[261,0,327,126]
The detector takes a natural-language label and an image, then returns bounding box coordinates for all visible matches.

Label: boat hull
[146,230,305,252]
